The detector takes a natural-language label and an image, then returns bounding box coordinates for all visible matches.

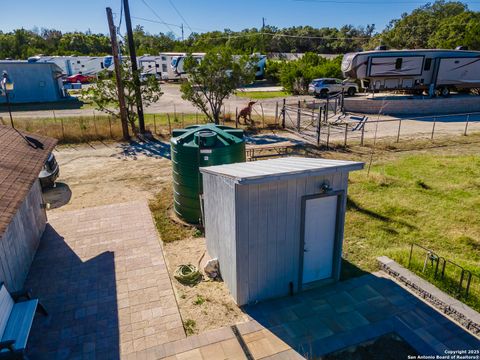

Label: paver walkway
[25,201,185,359]
[23,200,479,359]
[242,273,480,358]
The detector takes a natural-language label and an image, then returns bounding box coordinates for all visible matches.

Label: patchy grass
[5,110,279,143]
[235,90,289,99]
[183,319,197,335]
[342,148,480,310]
[149,185,197,243]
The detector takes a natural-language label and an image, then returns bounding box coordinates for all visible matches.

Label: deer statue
[237,101,256,124]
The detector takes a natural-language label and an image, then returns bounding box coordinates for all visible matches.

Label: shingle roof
[0,125,57,237]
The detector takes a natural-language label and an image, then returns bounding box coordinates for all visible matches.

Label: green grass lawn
[235,90,289,99]
[343,151,480,310]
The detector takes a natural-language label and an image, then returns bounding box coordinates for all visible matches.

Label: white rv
[342,49,480,96]
[156,52,192,81]
[173,53,267,80]
[27,55,114,76]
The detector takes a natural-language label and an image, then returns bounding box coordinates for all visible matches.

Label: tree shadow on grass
[347,197,416,230]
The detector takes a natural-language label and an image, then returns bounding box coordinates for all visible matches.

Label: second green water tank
[171,124,246,224]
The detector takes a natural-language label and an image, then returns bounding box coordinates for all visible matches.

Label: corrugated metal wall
[0,180,46,291]
[0,63,63,104]
[203,170,349,306]
[203,173,238,300]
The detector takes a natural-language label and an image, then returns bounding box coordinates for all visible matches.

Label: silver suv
[308,78,358,98]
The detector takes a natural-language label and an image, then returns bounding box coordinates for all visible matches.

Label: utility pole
[181,23,184,41]
[123,0,146,135]
[106,7,130,140]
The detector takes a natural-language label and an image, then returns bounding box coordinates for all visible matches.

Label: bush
[265,59,284,83]
[277,53,343,94]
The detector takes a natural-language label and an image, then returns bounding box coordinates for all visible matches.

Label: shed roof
[200,157,364,184]
[0,125,57,237]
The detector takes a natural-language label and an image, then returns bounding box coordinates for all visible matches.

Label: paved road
[0,83,307,119]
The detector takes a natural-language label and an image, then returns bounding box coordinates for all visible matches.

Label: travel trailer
[342,49,480,96]
[173,54,267,80]
[137,54,169,79]
[172,53,206,80]
[27,55,114,76]
[157,52,193,81]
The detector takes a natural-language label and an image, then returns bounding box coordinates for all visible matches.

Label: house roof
[200,157,364,185]
[0,125,57,237]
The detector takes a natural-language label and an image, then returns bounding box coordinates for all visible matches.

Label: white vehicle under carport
[308,78,358,98]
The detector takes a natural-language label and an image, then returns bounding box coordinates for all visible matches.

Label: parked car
[63,74,95,84]
[39,153,59,189]
[308,78,358,98]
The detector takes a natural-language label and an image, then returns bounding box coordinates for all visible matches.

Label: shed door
[302,195,338,284]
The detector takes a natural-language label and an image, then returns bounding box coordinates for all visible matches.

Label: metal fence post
[431,117,437,140]
[344,123,348,147]
[396,119,402,143]
[153,114,157,134]
[282,99,286,129]
[275,102,279,126]
[167,113,172,135]
[108,116,113,139]
[93,110,98,137]
[260,103,265,129]
[326,123,330,149]
[464,114,470,136]
[235,107,238,128]
[361,123,365,146]
[316,106,322,147]
[326,97,330,120]
[297,100,301,132]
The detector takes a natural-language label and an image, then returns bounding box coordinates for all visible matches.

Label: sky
[2,0,480,37]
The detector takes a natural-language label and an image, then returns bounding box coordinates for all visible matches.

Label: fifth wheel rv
[342,49,480,96]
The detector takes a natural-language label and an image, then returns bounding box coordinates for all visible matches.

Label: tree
[81,63,162,133]
[180,48,257,124]
[379,1,469,49]
[277,53,343,94]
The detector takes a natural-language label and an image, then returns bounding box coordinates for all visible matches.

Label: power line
[139,0,177,34]
[167,0,193,33]
[131,17,372,40]
[131,16,209,32]
[132,15,182,29]
[295,0,480,3]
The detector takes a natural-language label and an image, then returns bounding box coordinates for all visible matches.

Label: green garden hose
[174,264,202,285]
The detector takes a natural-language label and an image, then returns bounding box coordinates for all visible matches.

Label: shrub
[277,53,343,94]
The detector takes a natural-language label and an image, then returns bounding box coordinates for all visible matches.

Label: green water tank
[171,124,246,224]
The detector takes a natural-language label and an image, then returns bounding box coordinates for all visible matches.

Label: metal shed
[200,157,364,306]
[0,61,66,104]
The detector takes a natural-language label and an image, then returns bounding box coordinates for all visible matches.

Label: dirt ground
[44,141,172,211]
[163,237,249,335]
[42,132,480,336]
[43,139,248,335]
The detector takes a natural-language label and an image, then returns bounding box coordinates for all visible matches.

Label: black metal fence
[407,243,479,308]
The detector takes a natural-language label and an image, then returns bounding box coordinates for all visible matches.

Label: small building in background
[200,157,364,306]
[0,125,57,291]
[0,61,66,104]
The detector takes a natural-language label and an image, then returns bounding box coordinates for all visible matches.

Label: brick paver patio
[242,273,480,358]
[25,201,185,359]
[21,200,479,359]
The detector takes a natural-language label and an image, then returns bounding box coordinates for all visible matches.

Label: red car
[63,74,95,84]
